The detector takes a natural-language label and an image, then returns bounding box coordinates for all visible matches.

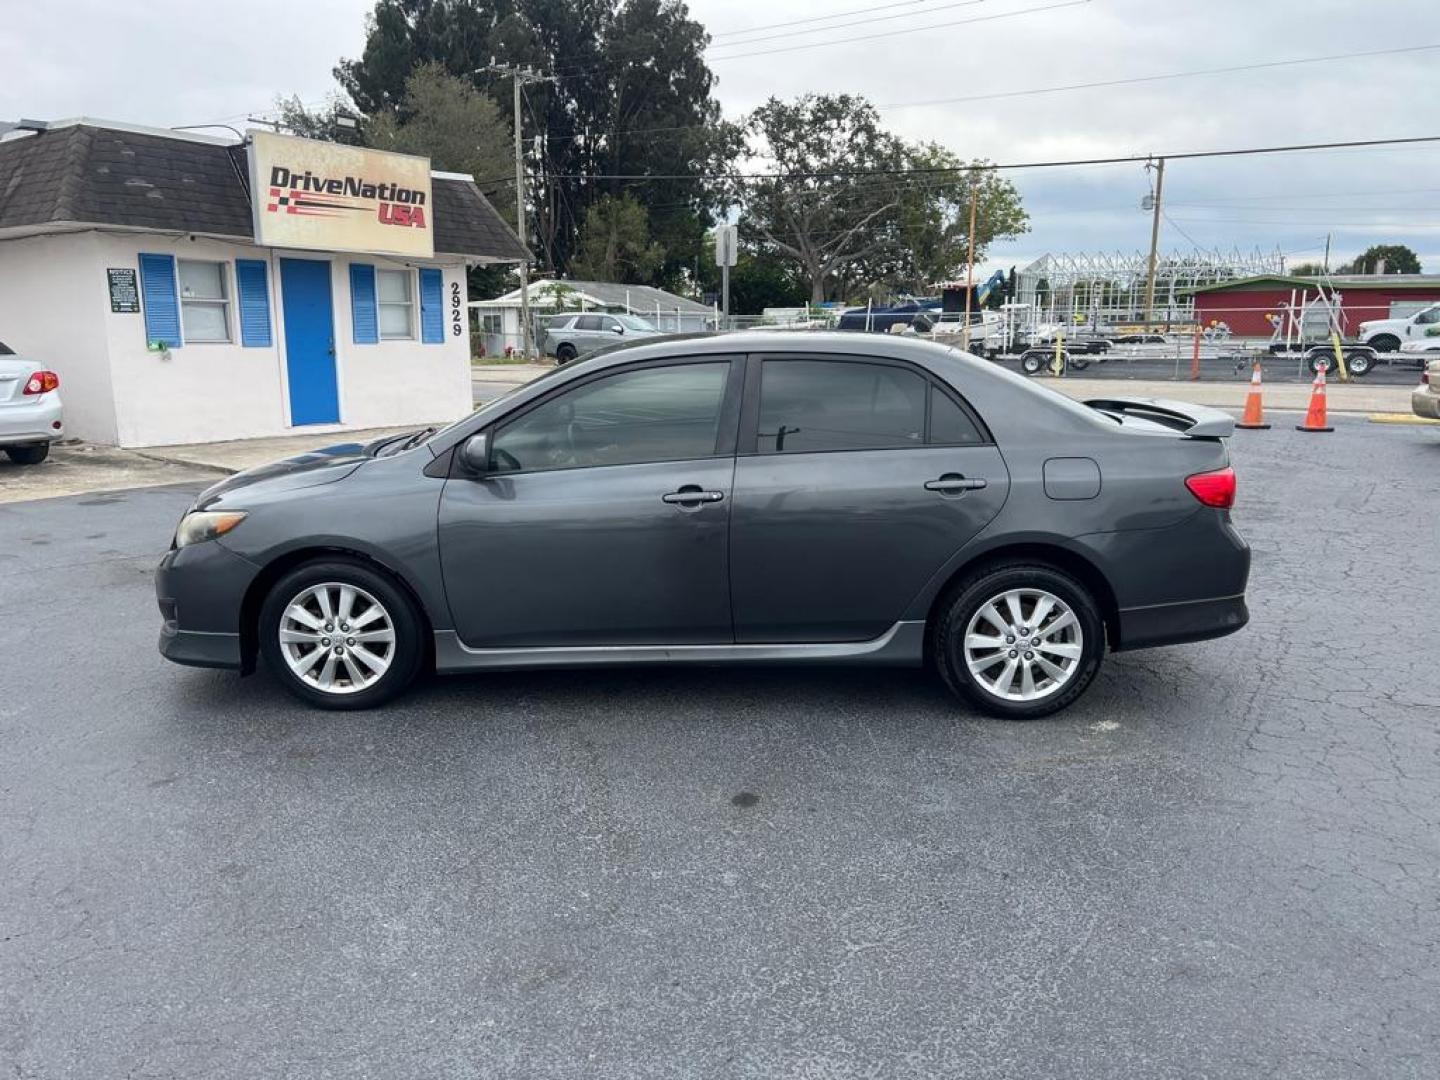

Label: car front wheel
[933,563,1105,719]
[555,343,578,363]
[258,559,424,709]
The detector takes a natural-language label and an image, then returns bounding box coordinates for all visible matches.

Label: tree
[1289,262,1326,276]
[333,0,736,280]
[365,64,512,189]
[1339,244,1422,275]
[569,194,665,282]
[735,94,1027,302]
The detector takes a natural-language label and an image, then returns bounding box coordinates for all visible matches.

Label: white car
[1400,338,1440,356]
[1356,303,1440,353]
[0,341,63,465]
[1414,358,1440,422]
[542,313,662,363]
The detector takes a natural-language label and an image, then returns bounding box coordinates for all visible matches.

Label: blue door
[279,258,339,425]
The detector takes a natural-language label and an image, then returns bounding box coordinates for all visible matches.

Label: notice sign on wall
[248,130,434,259]
[107,268,140,313]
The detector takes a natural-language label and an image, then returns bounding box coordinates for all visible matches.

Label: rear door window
[755,359,927,453]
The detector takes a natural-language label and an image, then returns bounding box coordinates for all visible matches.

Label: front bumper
[0,391,63,445]
[1412,386,1440,421]
[155,540,259,671]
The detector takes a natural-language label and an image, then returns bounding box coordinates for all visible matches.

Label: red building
[1190,274,1440,337]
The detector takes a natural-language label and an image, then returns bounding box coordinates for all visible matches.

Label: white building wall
[0,233,119,443]
[84,233,473,447]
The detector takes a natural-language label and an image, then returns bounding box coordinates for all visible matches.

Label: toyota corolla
[156,333,1249,719]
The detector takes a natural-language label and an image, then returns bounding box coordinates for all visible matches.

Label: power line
[709,0,933,39]
[703,0,1090,62]
[537,41,1440,146]
[873,42,1440,108]
[532,134,1440,182]
[708,0,986,50]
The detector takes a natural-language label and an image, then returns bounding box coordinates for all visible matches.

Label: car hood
[196,441,370,507]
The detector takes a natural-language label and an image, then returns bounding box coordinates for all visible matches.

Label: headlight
[174,510,248,548]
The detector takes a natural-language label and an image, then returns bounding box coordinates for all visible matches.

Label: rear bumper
[155,540,258,671]
[1412,387,1440,420]
[1115,593,1248,651]
[0,392,63,445]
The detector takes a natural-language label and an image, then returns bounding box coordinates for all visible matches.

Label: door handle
[662,486,725,506]
[925,474,987,494]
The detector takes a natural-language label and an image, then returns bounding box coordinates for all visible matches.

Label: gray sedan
[156,332,1249,719]
[544,312,661,362]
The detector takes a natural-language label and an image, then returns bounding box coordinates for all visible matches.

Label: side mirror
[460,432,490,474]
[613,325,625,334]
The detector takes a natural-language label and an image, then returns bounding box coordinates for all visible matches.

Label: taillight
[1186,466,1236,509]
[23,370,59,395]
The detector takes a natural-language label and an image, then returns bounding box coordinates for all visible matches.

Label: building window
[177,260,231,343]
[377,268,414,340]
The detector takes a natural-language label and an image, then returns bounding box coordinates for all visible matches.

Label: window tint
[1416,307,1440,325]
[929,389,985,444]
[574,315,602,331]
[492,362,730,473]
[757,360,926,453]
[598,316,620,332]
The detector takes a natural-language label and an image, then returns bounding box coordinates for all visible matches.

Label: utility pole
[1323,233,1332,273]
[477,63,549,358]
[1142,156,1166,329]
[961,169,979,352]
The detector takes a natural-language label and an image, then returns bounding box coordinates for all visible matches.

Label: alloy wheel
[962,588,1084,702]
[278,582,396,695]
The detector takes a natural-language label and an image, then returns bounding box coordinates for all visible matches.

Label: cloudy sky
[4,0,1438,274]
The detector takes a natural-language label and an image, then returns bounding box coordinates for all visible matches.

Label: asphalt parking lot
[3,419,1439,1079]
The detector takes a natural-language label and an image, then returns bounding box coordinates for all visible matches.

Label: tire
[932,562,1105,720]
[4,443,49,465]
[1368,334,1400,354]
[1069,354,1091,371]
[258,558,425,710]
[1345,350,1373,377]
[555,343,578,364]
[1308,350,1335,374]
[1020,353,1045,375]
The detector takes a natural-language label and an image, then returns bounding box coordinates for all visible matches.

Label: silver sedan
[0,341,64,465]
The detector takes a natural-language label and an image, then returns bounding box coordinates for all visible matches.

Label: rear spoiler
[1083,397,1235,438]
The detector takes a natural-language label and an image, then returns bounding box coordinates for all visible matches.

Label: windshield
[615,314,657,332]
[426,362,577,444]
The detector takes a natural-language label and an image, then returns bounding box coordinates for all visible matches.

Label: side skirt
[433,621,928,674]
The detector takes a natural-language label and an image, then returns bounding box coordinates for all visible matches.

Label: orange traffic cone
[1235,361,1270,429]
[1296,366,1334,433]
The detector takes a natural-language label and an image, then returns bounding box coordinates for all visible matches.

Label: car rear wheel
[933,563,1104,719]
[1368,334,1400,354]
[4,443,49,465]
[258,559,424,710]
[555,343,578,363]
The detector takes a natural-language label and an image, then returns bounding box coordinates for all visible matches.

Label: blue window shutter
[234,259,273,347]
[419,268,444,344]
[138,253,182,348]
[350,264,378,344]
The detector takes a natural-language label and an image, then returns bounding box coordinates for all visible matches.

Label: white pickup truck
[1356,303,1440,353]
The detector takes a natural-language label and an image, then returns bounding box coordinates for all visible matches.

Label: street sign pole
[714,224,737,327]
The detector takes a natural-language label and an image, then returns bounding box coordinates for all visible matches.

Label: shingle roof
[0,122,528,262]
